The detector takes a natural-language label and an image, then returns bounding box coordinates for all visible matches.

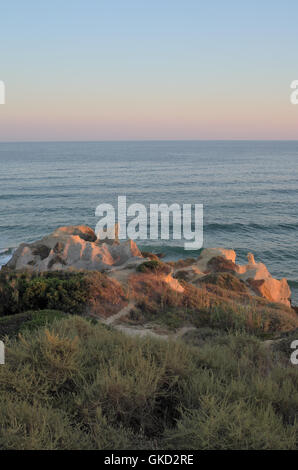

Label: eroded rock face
[5,229,292,308]
[193,249,292,307]
[171,249,238,284]
[247,278,291,307]
[6,225,143,272]
[197,248,237,272]
[51,225,97,242]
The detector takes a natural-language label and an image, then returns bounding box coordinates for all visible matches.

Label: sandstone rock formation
[6,225,143,272]
[197,248,237,271]
[5,226,292,307]
[246,277,291,306]
[172,248,292,307]
[236,253,291,306]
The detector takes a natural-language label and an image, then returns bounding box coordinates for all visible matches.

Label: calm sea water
[0,141,297,304]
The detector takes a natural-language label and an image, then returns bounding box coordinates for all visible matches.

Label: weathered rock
[6,231,292,307]
[52,225,97,242]
[194,248,291,307]
[96,222,120,243]
[197,248,237,272]
[6,225,143,272]
[247,278,291,307]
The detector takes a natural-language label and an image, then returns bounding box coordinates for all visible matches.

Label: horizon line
[1,138,298,144]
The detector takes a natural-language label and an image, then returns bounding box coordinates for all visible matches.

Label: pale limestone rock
[236,252,291,307]
[96,223,120,242]
[51,225,97,242]
[6,225,143,272]
[196,248,236,272]
[6,230,292,307]
[247,277,291,307]
[195,248,291,307]
[247,252,256,265]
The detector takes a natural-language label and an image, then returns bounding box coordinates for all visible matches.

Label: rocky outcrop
[246,278,291,307]
[6,225,143,272]
[5,226,292,307]
[171,248,238,284]
[172,248,292,307]
[197,248,237,272]
[235,253,291,307]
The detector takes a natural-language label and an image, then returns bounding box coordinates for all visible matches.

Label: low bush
[0,310,65,339]
[1,316,298,449]
[137,260,171,274]
[0,271,126,318]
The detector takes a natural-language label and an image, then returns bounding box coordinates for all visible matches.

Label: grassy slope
[1,268,298,449]
[1,315,298,450]
[128,272,298,338]
[0,310,66,338]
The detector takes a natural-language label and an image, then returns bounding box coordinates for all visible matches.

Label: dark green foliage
[19,310,66,333]
[0,270,126,318]
[1,264,298,450]
[0,310,65,338]
[0,271,87,316]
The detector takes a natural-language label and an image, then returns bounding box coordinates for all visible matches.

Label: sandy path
[103,301,135,325]
[114,324,169,340]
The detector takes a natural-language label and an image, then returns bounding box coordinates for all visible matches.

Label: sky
[0,0,298,141]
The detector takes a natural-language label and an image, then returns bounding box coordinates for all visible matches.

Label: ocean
[0,140,297,304]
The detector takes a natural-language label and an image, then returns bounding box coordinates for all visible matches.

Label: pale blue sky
[1,1,298,140]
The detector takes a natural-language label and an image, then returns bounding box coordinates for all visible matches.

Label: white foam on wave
[0,248,14,268]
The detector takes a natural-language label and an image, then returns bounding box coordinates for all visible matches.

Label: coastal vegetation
[1,315,298,450]
[0,270,127,318]
[1,235,298,450]
[128,271,298,337]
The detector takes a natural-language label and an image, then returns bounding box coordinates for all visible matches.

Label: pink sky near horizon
[1,1,298,141]
[1,87,298,141]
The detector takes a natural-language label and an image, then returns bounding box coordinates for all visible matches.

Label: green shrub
[19,310,66,333]
[0,271,126,318]
[1,316,298,449]
[0,310,65,339]
[163,401,296,450]
[0,397,89,450]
